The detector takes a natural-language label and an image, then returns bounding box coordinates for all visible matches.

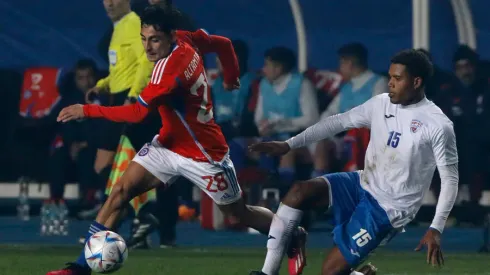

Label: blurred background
[1,0,490,265]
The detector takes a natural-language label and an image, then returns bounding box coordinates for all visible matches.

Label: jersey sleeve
[342,93,378,128]
[137,51,183,107]
[83,102,149,123]
[285,94,378,149]
[431,120,459,166]
[176,29,239,85]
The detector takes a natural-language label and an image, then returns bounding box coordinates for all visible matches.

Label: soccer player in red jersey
[47,5,306,275]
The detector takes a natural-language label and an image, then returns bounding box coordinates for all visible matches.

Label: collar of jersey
[113,11,132,27]
[156,43,178,63]
[399,96,429,109]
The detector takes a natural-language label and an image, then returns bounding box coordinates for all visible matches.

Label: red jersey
[83,29,240,163]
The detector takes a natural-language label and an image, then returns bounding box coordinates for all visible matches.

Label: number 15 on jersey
[387,131,401,148]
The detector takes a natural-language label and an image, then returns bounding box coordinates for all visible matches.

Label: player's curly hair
[391,49,434,87]
[140,5,177,35]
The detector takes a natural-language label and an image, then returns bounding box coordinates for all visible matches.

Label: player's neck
[401,92,425,106]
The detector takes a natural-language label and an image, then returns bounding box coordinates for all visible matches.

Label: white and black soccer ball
[84,230,128,273]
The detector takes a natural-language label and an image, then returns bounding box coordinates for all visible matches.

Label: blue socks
[75,221,109,267]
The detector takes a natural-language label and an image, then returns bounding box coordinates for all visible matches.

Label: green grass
[0,245,489,274]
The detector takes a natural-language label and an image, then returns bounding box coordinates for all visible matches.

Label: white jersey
[287,93,458,228]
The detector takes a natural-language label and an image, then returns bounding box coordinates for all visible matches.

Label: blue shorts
[322,172,396,267]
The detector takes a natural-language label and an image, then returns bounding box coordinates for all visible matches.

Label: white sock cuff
[276,203,303,221]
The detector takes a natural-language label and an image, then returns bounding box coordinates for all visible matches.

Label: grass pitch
[0,245,489,275]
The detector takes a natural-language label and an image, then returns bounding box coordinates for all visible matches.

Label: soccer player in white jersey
[248,49,459,275]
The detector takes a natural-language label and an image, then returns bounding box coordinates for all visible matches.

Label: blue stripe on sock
[75,221,109,267]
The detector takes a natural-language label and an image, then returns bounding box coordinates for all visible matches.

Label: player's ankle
[75,221,109,267]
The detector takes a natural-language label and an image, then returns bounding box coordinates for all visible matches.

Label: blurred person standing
[86,0,154,204]
[80,0,157,248]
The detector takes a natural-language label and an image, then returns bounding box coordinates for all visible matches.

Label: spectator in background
[212,39,257,171]
[213,40,253,139]
[48,60,99,207]
[436,45,490,217]
[314,43,387,176]
[255,46,319,192]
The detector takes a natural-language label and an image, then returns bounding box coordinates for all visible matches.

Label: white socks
[261,204,303,275]
[350,271,363,275]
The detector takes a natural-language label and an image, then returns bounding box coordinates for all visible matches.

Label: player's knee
[282,181,309,209]
[283,178,329,210]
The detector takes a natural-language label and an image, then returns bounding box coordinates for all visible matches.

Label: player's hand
[85,86,104,103]
[57,104,85,123]
[223,78,240,91]
[415,228,444,267]
[248,141,290,156]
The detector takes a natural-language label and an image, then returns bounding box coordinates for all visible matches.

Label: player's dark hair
[140,5,177,35]
[337,42,368,68]
[75,59,97,72]
[391,49,434,87]
[416,48,433,62]
[264,46,296,73]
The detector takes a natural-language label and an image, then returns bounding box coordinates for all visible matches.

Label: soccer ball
[84,230,128,273]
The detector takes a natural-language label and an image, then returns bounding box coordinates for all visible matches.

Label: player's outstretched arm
[415,122,459,268]
[249,113,351,156]
[57,102,149,123]
[415,164,458,268]
[249,95,378,155]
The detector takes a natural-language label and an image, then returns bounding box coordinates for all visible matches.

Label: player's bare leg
[321,247,377,275]
[46,162,162,275]
[218,198,274,235]
[94,162,160,227]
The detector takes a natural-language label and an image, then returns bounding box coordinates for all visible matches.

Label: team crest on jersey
[410,119,423,133]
